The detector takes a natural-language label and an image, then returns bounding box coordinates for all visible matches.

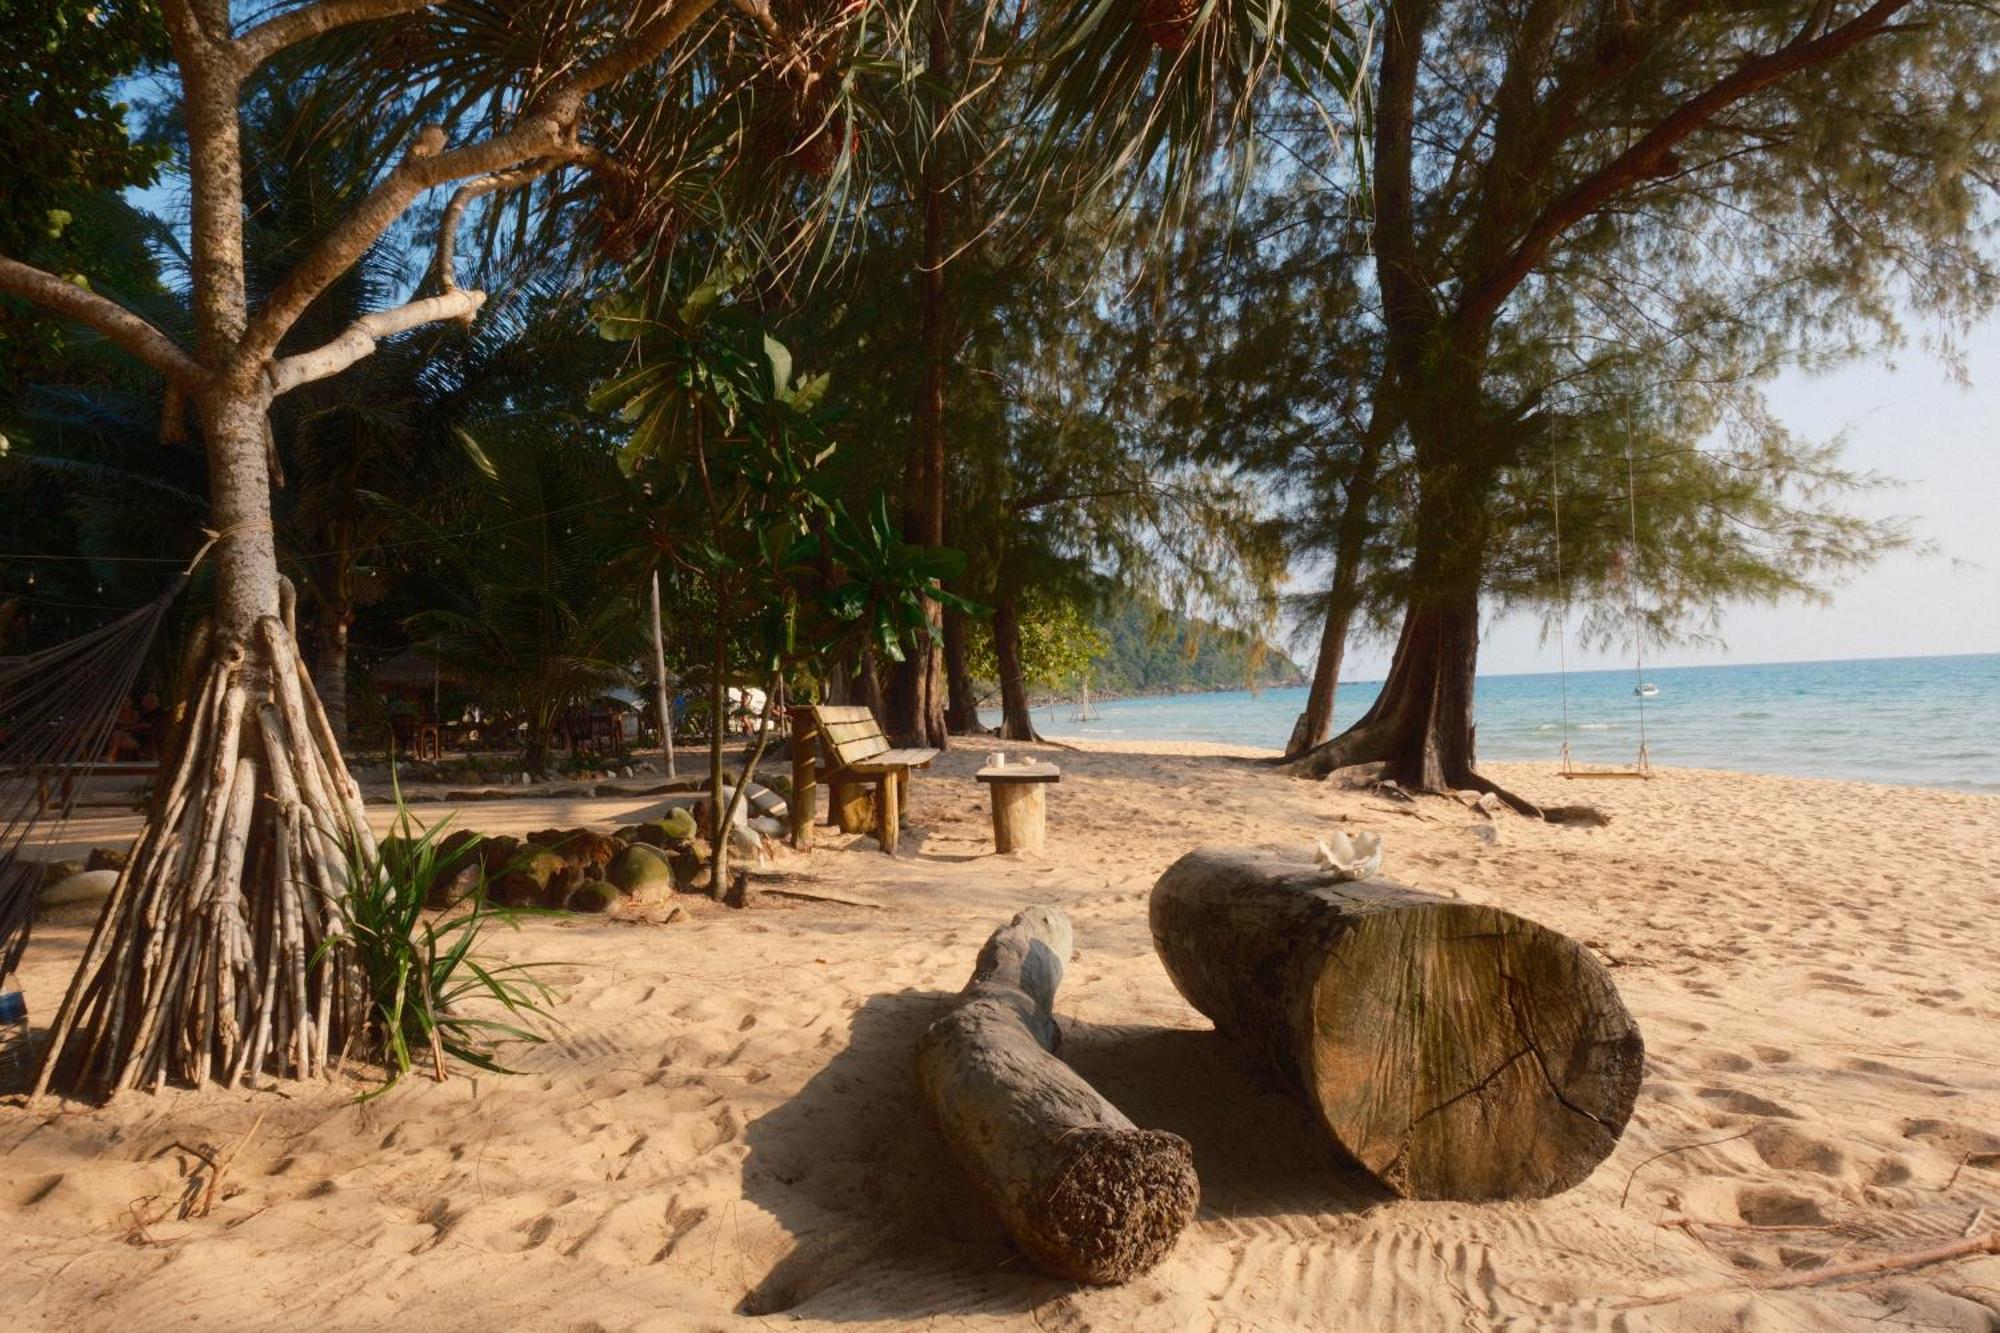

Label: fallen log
[916,906,1199,1283]
[1150,847,1644,1201]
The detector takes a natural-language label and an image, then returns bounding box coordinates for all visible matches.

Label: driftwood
[1615,1229,2000,1308]
[1150,847,1644,1201]
[916,906,1198,1283]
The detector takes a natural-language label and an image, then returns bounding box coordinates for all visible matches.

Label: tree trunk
[1150,847,1643,1201]
[1289,576,1357,759]
[707,606,730,899]
[992,595,1041,743]
[916,906,1198,1283]
[885,0,956,752]
[1286,406,1390,759]
[36,392,373,1097]
[1285,423,1541,811]
[313,608,351,750]
[941,604,985,735]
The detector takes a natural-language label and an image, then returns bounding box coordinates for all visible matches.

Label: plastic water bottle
[0,973,30,1089]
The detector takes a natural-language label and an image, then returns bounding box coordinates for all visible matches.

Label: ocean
[984,653,2000,792]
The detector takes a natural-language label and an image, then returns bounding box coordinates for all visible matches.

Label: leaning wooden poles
[1151,848,1644,1201]
[34,617,372,1097]
[917,906,1198,1283]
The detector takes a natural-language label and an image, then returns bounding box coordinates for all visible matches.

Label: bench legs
[877,770,900,854]
[829,778,874,835]
[824,771,906,853]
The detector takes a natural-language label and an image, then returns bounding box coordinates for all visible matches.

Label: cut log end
[1307,900,1642,1200]
[1151,848,1643,1202]
[918,906,1197,1284]
[1035,1127,1200,1284]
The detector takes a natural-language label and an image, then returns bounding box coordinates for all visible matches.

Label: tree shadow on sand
[737,992,1388,1321]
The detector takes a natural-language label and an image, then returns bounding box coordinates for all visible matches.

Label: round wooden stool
[975,762,1061,853]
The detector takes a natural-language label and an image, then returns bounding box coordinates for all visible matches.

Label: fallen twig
[1614,1230,2000,1308]
[758,887,883,909]
[198,1106,270,1218]
[1621,1128,1756,1207]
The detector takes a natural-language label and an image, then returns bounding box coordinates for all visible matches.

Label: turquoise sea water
[986,653,2000,792]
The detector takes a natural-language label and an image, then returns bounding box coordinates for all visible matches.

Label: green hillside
[1087,598,1305,697]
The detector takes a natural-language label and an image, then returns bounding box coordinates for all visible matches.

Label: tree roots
[35,617,373,1098]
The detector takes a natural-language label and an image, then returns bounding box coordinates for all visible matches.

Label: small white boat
[1634,683,1660,698]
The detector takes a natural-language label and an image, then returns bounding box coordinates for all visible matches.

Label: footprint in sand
[1697,1086,1799,1119]
[1748,1123,1847,1175]
[1735,1184,1834,1227]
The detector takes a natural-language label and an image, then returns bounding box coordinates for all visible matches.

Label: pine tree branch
[234,0,435,72]
[1458,0,1917,330]
[266,289,485,394]
[0,255,205,386]
[233,0,721,375]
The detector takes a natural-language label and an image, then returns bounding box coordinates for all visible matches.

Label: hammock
[0,575,186,973]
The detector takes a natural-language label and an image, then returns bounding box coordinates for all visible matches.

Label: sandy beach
[4,739,1997,1331]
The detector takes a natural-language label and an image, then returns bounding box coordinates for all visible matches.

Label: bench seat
[801,704,936,853]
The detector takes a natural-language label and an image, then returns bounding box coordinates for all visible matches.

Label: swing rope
[1624,439,1653,776]
[1550,432,1655,780]
[1551,449,1575,777]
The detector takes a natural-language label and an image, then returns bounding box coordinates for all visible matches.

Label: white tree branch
[234,0,435,73]
[432,147,607,293]
[0,255,205,386]
[234,0,722,375]
[265,288,484,395]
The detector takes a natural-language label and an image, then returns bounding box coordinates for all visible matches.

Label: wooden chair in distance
[795,704,939,854]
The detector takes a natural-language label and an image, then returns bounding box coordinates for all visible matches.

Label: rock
[664,841,711,892]
[478,835,523,878]
[566,880,620,913]
[39,869,119,908]
[607,843,675,898]
[749,814,787,838]
[625,810,696,848]
[429,830,486,909]
[729,823,767,863]
[86,845,130,873]
[38,860,85,890]
[491,871,546,909]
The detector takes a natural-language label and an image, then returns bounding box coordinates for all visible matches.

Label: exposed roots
[1283,721,1547,819]
[35,617,373,1098]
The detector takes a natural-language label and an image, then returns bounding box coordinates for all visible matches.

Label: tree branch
[0,255,205,386]
[431,148,607,293]
[1458,0,1917,329]
[233,0,434,73]
[265,289,485,394]
[233,0,721,376]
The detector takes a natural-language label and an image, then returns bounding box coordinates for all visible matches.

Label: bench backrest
[807,703,891,770]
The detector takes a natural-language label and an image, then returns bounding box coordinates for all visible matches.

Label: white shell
[1314,830,1383,882]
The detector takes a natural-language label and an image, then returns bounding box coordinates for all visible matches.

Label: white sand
[5,741,1998,1330]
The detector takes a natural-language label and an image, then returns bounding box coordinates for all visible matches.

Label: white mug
[987,752,1006,768]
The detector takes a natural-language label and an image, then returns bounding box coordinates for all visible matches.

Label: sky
[1329,313,2000,681]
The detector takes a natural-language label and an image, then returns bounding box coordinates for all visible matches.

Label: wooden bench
[797,704,939,854]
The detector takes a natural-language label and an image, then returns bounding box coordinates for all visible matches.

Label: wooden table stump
[976,763,1060,853]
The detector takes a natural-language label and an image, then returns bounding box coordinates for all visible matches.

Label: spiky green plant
[324,800,561,1099]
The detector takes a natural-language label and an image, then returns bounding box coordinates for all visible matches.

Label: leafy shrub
[324,800,562,1098]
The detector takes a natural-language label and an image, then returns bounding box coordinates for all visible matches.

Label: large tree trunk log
[1150,848,1643,1201]
[916,906,1198,1284]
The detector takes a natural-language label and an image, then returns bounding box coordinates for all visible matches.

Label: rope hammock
[1550,437,1654,782]
[0,573,189,974]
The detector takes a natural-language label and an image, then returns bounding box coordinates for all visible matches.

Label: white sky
[1330,312,2000,681]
